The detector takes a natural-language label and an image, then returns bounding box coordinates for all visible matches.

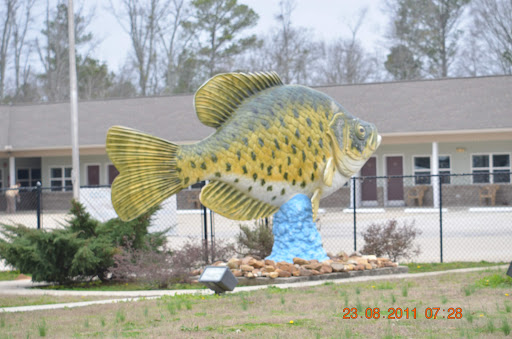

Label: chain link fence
[0,172,510,263]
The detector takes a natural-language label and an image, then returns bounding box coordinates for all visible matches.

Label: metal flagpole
[68,0,80,201]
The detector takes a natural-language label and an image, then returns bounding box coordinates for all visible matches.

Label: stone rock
[264,259,276,267]
[347,260,358,266]
[311,270,321,275]
[355,264,366,271]
[242,256,254,265]
[252,260,265,268]
[269,271,279,279]
[349,257,368,265]
[245,272,255,279]
[322,259,333,265]
[227,258,241,269]
[292,270,301,277]
[261,272,270,277]
[293,257,310,265]
[263,265,275,273]
[276,269,291,278]
[190,269,202,276]
[231,269,243,277]
[364,263,373,270]
[240,264,253,272]
[362,255,377,260]
[277,262,295,272]
[349,251,362,257]
[252,269,262,277]
[299,268,313,276]
[330,263,346,272]
[304,263,323,271]
[383,262,398,267]
[337,251,349,262]
[213,261,226,266]
[320,265,333,274]
[378,257,390,262]
[345,264,354,271]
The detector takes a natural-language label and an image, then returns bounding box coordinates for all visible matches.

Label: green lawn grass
[406,261,506,274]
[1,269,511,338]
[0,270,23,281]
[38,280,207,291]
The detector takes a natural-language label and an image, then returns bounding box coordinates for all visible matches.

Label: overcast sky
[87,0,388,72]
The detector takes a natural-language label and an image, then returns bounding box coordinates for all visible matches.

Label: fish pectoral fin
[311,188,322,221]
[200,181,279,220]
[194,72,283,128]
[323,157,335,187]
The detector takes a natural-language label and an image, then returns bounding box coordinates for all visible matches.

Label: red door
[108,165,119,185]
[87,165,100,186]
[386,156,404,201]
[361,157,377,201]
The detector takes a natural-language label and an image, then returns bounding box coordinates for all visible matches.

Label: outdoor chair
[407,185,429,207]
[479,184,499,206]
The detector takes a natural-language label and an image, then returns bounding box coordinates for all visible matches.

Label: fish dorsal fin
[200,180,279,220]
[194,71,283,128]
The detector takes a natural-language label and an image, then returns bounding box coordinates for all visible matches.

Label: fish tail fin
[106,126,183,221]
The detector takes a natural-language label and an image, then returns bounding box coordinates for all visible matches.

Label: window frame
[16,167,41,187]
[49,166,73,191]
[471,153,511,184]
[412,154,451,185]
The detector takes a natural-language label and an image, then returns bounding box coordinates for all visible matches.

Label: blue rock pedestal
[266,194,329,263]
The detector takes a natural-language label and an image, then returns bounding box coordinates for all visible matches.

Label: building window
[472,154,510,184]
[50,167,72,191]
[17,168,41,187]
[439,155,451,184]
[414,157,430,184]
[414,155,451,185]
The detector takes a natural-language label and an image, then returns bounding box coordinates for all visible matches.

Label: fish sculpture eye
[356,124,366,140]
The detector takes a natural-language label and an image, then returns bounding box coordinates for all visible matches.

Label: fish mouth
[368,131,381,151]
[337,155,367,178]
[337,132,381,177]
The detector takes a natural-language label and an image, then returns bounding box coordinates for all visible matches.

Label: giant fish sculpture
[106,72,381,221]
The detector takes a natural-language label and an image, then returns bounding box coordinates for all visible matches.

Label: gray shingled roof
[1,75,511,151]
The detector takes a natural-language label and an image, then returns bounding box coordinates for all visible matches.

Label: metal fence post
[36,181,42,230]
[200,181,209,264]
[439,175,443,263]
[352,176,357,252]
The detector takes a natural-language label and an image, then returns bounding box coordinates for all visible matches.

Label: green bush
[0,200,164,284]
[236,219,274,258]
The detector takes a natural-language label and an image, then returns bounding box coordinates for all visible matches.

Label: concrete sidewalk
[1,265,507,313]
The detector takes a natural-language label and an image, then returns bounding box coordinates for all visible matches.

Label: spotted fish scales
[106,72,381,221]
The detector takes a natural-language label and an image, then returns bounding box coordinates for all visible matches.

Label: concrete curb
[0,265,507,313]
